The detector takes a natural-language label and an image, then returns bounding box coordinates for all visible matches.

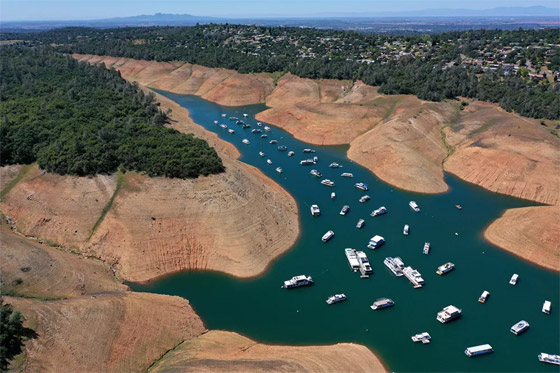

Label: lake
[131,91,559,372]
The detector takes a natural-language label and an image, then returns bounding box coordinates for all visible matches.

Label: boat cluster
[213,113,557,366]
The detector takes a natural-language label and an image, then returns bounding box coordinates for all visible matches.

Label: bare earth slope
[484,206,560,272]
[150,330,386,373]
[2,227,385,372]
[6,293,206,372]
[0,85,298,283]
[0,224,126,298]
[76,54,275,106]
[71,55,559,271]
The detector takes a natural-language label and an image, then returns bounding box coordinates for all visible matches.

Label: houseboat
[370,298,394,310]
[322,230,335,243]
[409,201,421,212]
[326,294,347,305]
[355,183,368,191]
[339,205,350,216]
[371,206,387,217]
[437,305,462,323]
[282,275,313,289]
[478,291,490,303]
[345,248,360,272]
[436,262,454,275]
[384,257,405,277]
[367,235,385,249]
[510,320,530,335]
[465,344,493,357]
[356,219,365,229]
[310,205,321,216]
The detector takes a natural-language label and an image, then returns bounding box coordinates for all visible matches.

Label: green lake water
[131,91,559,372]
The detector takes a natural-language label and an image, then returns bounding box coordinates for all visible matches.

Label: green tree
[0,300,26,370]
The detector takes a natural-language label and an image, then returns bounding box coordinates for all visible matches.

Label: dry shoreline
[71,54,559,271]
[2,223,387,372]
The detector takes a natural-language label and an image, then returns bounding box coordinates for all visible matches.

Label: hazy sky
[1,0,559,21]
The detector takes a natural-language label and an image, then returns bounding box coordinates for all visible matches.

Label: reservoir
[131,91,559,372]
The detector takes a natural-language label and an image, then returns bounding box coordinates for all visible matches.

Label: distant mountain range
[1,7,558,33]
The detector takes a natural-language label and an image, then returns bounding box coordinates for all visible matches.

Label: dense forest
[3,25,559,119]
[0,47,224,178]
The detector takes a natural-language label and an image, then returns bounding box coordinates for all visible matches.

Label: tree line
[0,46,224,178]
[3,25,559,119]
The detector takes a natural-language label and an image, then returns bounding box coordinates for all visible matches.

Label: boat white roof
[466,344,493,352]
[443,305,461,314]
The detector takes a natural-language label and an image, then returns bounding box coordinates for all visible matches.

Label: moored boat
[356,219,365,229]
[538,353,560,366]
[411,332,431,344]
[267,159,272,165]
[276,167,283,173]
[509,273,519,285]
[403,266,425,288]
[370,298,394,310]
[228,129,235,133]
[329,162,341,168]
[310,204,321,216]
[436,262,454,275]
[288,151,295,156]
[370,206,387,217]
[409,201,421,212]
[322,230,335,243]
[339,205,350,216]
[478,290,490,303]
[220,124,227,129]
[384,257,405,277]
[437,305,462,323]
[213,120,219,124]
[242,139,250,145]
[303,148,315,153]
[403,224,410,235]
[259,152,266,157]
[313,156,318,163]
[341,172,354,178]
[310,169,322,177]
[282,275,313,289]
[277,145,287,151]
[326,294,347,305]
[543,300,551,314]
[423,242,430,255]
[261,134,268,138]
[356,250,373,277]
[251,128,262,133]
[300,159,314,165]
[269,139,278,144]
[355,182,368,191]
[465,344,493,357]
[510,320,530,335]
[321,179,335,187]
[367,235,385,249]
[359,195,371,203]
[331,192,336,199]
[345,248,360,272]
[264,126,271,132]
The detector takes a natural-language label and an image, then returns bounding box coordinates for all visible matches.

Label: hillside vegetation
[0,46,223,178]
[6,25,559,119]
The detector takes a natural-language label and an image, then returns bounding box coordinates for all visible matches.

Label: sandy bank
[0,224,126,298]
[71,55,560,273]
[484,206,560,272]
[6,292,206,372]
[2,229,386,372]
[150,330,387,373]
[75,54,275,106]
[0,83,299,282]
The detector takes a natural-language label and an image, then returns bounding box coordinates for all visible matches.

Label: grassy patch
[0,164,33,201]
[471,119,497,136]
[88,170,127,240]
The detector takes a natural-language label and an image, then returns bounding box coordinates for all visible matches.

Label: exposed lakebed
[131,91,559,372]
